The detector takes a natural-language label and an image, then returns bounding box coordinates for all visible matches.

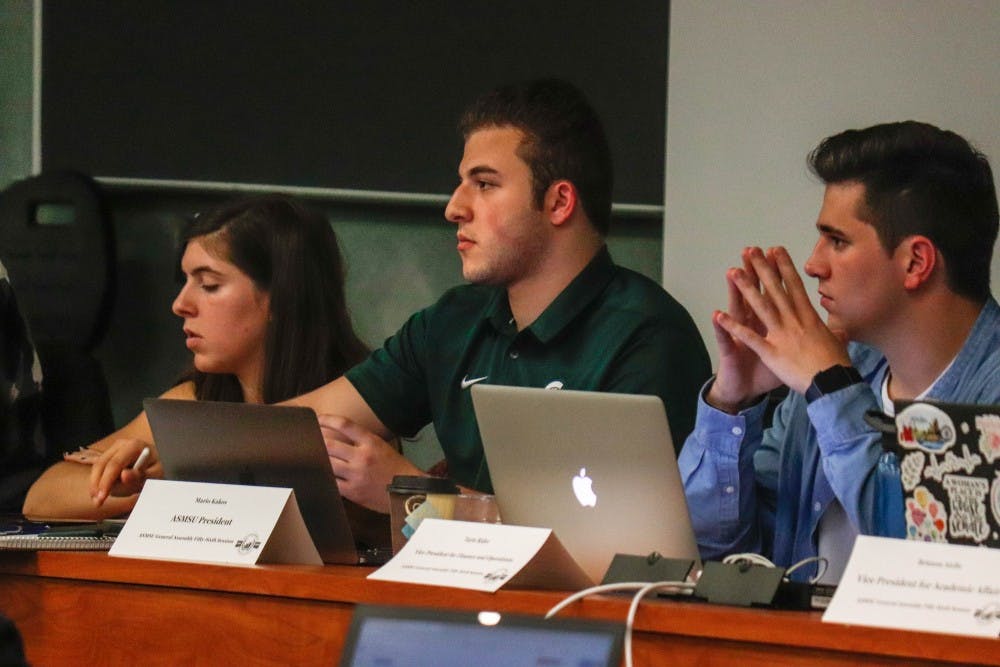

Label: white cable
[722,552,776,568]
[545,580,695,667]
[544,553,832,666]
[544,582,652,618]
[785,555,829,583]
[724,552,831,579]
[724,552,831,586]
[625,582,693,667]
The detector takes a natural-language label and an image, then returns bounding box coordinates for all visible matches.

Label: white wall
[664,0,1000,365]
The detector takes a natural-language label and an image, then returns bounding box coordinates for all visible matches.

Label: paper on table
[110,479,322,566]
[823,535,1000,638]
[368,518,591,592]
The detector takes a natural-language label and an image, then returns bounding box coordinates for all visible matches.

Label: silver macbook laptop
[471,385,700,584]
[340,604,623,667]
[144,398,389,565]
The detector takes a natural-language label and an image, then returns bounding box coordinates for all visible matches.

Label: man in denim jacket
[680,122,999,583]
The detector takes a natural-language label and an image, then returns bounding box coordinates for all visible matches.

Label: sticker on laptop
[991,473,1000,535]
[905,486,947,542]
[942,474,991,543]
[899,451,925,492]
[896,403,956,453]
[975,414,1000,464]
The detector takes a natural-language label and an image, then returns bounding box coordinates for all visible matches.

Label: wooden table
[0,550,996,665]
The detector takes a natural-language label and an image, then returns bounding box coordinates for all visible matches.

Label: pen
[133,446,152,472]
[43,521,124,538]
[44,526,106,538]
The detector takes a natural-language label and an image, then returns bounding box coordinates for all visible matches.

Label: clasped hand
[708,246,850,412]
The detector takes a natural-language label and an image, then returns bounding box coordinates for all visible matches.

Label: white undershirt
[816,359,955,584]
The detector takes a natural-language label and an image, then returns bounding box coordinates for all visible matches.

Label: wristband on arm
[805,364,863,404]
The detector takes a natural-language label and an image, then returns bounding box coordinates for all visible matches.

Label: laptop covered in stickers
[892,399,1000,548]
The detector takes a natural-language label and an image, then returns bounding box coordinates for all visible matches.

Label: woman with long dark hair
[23,195,370,522]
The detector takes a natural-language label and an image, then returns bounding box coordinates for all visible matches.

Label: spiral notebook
[0,518,123,551]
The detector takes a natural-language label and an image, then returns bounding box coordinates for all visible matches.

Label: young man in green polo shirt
[291,79,711,512]
[88,79,711,513]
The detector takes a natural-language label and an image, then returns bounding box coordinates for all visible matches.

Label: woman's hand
[86,438,163,506]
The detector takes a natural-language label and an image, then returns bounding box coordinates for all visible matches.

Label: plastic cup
[452,494,502,524]
[386,475,459,554]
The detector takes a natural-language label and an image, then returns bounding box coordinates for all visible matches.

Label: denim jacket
[679,297,1000,579]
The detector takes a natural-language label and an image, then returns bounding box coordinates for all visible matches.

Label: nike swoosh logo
[461,375,489,389]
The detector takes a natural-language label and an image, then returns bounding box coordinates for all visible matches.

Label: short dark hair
[179,195,368,403]
[809,121,998,302]
[458,78,614,236]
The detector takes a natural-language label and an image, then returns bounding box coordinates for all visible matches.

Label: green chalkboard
[41,1,669,205]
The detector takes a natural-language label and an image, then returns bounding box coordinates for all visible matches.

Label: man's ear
[544,180,577,226]
[900,235,937,290]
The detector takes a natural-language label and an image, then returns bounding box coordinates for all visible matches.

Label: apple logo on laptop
[572,468,597,507]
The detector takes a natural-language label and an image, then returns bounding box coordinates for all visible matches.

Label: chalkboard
[42,1,669,205]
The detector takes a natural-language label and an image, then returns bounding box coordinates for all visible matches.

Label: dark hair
[809,121,998,302]
[458,78,614,236]
[179,195,369,403]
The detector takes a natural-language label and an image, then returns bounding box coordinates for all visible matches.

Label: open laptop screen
[143,398,361,564]
[471,384,700,584]
[340,605,623,667]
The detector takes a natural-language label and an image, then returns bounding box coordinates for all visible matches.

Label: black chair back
[0,171,116,457]
[0,170,116,350]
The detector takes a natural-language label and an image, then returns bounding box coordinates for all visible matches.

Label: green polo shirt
[346,246,710,492]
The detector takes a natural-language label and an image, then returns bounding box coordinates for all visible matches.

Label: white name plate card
[110,479,322,566]
[368,518,591,592]
[823,535,1000,638]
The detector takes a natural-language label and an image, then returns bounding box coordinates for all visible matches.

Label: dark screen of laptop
[342,615,619,667]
